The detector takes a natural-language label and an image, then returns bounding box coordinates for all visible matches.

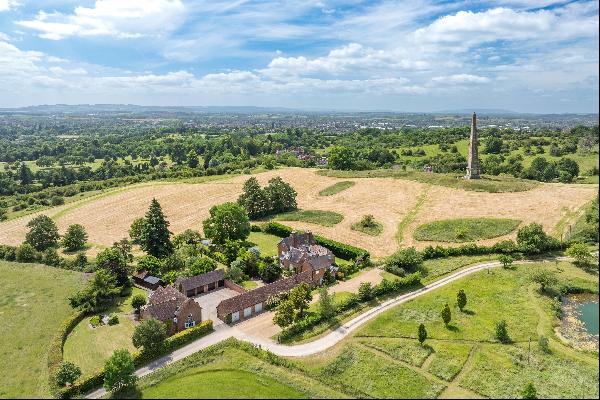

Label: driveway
[193,288,240,326]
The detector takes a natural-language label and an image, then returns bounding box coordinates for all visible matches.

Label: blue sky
[0,0,598,112]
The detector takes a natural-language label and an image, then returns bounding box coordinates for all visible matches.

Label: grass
[241,280,258,290]
[413,217,521,243]
[63,287,147,376]
[426,342,472,381]
[421,254,496,283]
[318,181,355,196]
[358,337,432,366]
[396,185,430,244]
[350,217,383,236]
[247,231,281,257]
[318,169,539,193]
[274,209,344,227]
[0,261,85,398]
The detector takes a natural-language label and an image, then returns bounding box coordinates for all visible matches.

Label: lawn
[421,254,496,283]
[274,209,344,227]
[247,231,281,257]
[413,217,521,243]
[0,261,85,398]
[318,181,355,196]
[350,217,383,236]
[63,287,147,376]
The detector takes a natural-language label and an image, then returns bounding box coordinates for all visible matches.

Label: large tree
[132,319,168,355]
[103,349,137,393]
[264,176,297,214]
[203,202,250,244]
[139,199,173,258]
[96,247,130,287]
[237,177,269,219]
[25,215,60,251]
[61,224,88,252]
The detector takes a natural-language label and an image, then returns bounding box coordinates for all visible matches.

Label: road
[86,256,575,399]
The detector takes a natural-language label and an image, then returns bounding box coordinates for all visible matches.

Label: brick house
[216,271,313,323]
[278,231,335,285]
[141,285,202,334]
[175,269,226,297]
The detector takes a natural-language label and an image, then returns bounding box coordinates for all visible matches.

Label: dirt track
[0,168,596,258]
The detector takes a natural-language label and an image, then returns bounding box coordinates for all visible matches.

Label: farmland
[0,168,596,259]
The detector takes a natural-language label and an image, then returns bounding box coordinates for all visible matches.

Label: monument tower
[465,112,481,179]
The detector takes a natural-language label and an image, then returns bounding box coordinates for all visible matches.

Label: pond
[558,294,599,352]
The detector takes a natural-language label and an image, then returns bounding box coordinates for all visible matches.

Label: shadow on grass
[461,309,476,316]
[445,324,460,332]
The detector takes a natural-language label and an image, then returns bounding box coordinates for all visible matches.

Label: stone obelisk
[465,112,481,179]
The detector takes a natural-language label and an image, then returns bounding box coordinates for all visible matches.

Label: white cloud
[0,0,18,12]
[16,0,186,40]
[431,74,490,84]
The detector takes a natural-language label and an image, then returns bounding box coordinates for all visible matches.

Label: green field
[275,209,344,227]
[247,231,281,257]
[318,181,355,196]
[350,217,383,236]
[413,218,521,243]
[318,169,538,193]
[0,262,85,398]
[63,287,147,377]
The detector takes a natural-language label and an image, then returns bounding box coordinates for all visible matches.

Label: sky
[0,0,598,112]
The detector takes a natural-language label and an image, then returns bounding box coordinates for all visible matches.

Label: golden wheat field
[0,168,596,258]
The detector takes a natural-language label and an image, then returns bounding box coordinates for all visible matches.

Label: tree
[62,224,88,252]
[521,382,537,399]
[566,242,592,267]
[15,243,38,263]
[96,247,130,287]
[225,260,245,283]
[203,202,251,244]
[186,150,199,168]
[55,361,81,387]
[0,205,6,221]
[265,176,297,214]
[495,320,511,343]
[139,199,173,258]
[69,269,120,313]
[386,247,423,274]
[517,223,554,254]
[556,157,579,182]
[358,282,374,301]
[498,254,514,269]
[136,255,163,276]
[328,146,356,170]
[132,319,168,355]
[184,256,217,277]
[103,349,136,392]
[273,300,295,327]
[316,287,336,320]
[484,137,503,154]
[289,282,313,319]
[131,294,147,315]
[441,303,452,326]
[18,162,33,185]
[129,217,147,245]
[457,289,467,312]
[25,215,60,251]
[237,177,269,219]
[418,323,427,346]
[528,268,558,293]
[260,260,282,283]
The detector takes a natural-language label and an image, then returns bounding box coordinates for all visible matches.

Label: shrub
[131,294,147,315]
[441,303,452,326]
[457,289,467,311]
[103,349,136,392]
[566,242,592,267]
[89,315,101,327]
[386,247,423,273]
[522,382,537,399]
[108,314,119,325]
[62,224,88,252]
[358,282,374,301]
[162,320,213,352]
[25,214,60,251]
[418,324,427,345]
[132,319,168,356]
[55,362,81,387]
[495,320,511,343]
[538,335,551,353]
[15,242,39,263]
[43,248,61,267]
[0,244,16,261]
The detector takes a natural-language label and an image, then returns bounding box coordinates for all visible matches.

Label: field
[275,209,344,227]
[413,218,521,242]
[121,260,599,399]
[62,287,147,377]
[0,261,86,398]
[0,168,596,258]
[318,181,355,196]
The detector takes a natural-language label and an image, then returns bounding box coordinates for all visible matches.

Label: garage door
[244,307,252,318]
[255,302,263,313]
[231,311,240,323]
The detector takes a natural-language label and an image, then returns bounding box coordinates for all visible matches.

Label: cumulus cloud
[0,0,18,12]
[431,74,490,84]
[16,0,186,40]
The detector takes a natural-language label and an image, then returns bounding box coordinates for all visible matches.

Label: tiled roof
[217,271,313,316]
[148,285,187,306]
[176,269,225,292]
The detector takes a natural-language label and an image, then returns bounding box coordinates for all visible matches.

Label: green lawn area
[421,254,496,283]
[63,287,147,377]
[275,209,344,227]
[413,217,521,243]
[350,217,383,236]
[318,181,355,196]
[0,261,85,398]
[115,341,348,399]
[240,280,258,290]
[247,231,281,257]
[318,169,539,193]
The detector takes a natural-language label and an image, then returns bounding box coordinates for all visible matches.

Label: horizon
[0,1,598,112]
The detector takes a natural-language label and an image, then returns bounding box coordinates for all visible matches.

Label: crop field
[0,168,596,258]
[0,261,86,398]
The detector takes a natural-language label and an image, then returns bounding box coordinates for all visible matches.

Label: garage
[244,307,252,318]
[255,302,263,313]
[231,311,240,322]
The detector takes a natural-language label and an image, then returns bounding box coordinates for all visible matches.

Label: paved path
[86,256,579,398]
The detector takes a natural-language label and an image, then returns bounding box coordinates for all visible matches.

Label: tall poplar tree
[140,199,173,258]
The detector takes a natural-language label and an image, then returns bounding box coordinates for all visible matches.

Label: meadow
[0,261,85,398]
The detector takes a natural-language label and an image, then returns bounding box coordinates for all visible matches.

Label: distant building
[141,285,203,334]
[132,270,163,291]
[277,231,335,285]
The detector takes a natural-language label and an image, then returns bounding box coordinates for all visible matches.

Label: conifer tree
[140,199,173,258]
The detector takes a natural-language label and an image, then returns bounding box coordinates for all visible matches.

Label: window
[184,314,195,329]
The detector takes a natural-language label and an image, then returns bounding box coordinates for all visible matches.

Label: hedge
[278,272,421,342]
[262,221,370,260]
[420,238,566,260]
[57,320,214,398]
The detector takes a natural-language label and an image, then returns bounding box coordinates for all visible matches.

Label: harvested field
[0,168,596,259]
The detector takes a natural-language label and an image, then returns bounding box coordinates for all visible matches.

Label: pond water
[576,301,599,336]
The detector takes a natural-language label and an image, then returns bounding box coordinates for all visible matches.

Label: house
[216,271,313,323]
[141,285,203,334]
[132,270,163,291]
[278,231,335,285]
[175,269,226,297]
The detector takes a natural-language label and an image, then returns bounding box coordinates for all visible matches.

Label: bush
[62,224,88,252]
[495,320,511,343]
[89,315,101,327]
[108,314,119,326]
[15,242,39,263]
[103,349,136,392]
[55,362,81,387]
[132,319,168,356]
[0,244,16,261]
[386,247,423,273]
[43,248,61,267]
